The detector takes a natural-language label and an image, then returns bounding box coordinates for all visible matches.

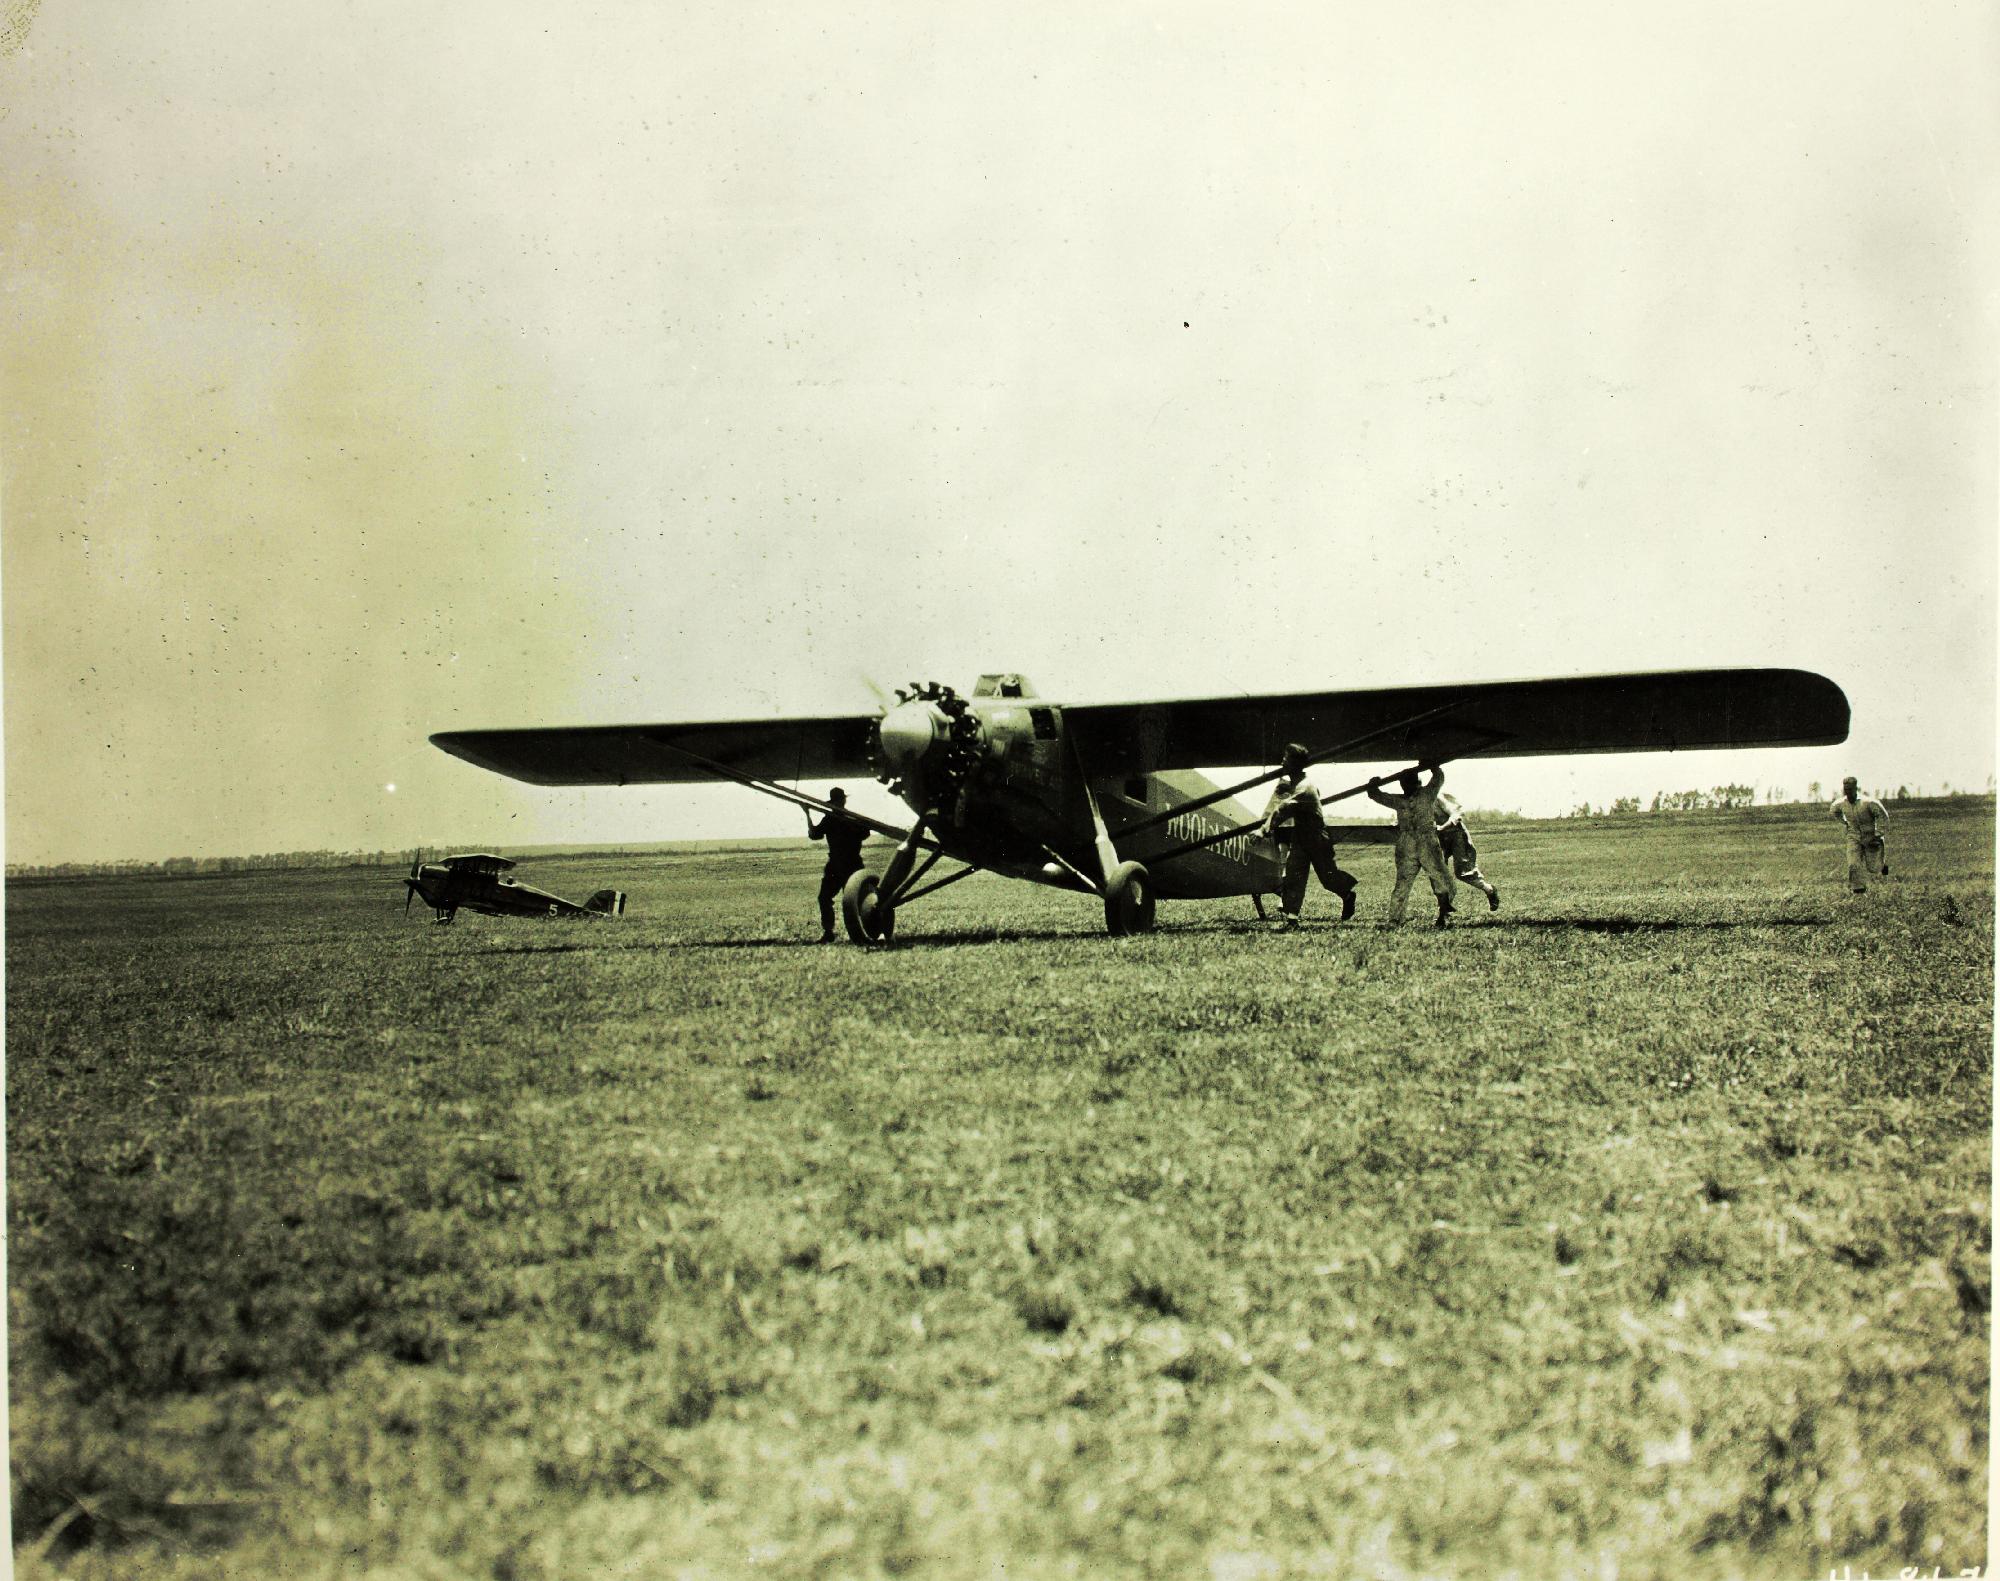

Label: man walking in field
[1433,789,1500,911]
[1829,775,1889,894]
[1367,763,1458,927]
[1260,743,1358,931]
[806,788,870,940]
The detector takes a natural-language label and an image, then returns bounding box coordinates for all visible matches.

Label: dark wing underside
[430,714,880,787]
[1064,668,1848,774]
[432,669,1847,789]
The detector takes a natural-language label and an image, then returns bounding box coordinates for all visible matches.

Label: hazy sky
[4,2,1994,864]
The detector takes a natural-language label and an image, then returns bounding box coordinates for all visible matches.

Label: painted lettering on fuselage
[1162,807,1254,867]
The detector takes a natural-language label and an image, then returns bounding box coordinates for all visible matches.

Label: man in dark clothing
[807,788,870,941]
[1259,743,1358,930]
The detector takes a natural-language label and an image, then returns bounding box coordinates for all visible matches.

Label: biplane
[401,851,627,925]
[431,667,1848,941]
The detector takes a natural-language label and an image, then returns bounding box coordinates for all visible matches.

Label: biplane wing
[440,852,515,873]
[1063,667,1848,774]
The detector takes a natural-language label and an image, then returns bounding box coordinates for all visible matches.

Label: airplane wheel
[1103,861,1156,936]
[841,871,895,944]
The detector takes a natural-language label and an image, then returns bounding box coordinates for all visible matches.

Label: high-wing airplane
[431,668,1847,942]
[402,852,628,925]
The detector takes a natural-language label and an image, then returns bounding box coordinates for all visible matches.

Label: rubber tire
[1103,861,1156,936]
[841,870,895,944]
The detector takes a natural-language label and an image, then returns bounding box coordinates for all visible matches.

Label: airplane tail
[584,888,627,917]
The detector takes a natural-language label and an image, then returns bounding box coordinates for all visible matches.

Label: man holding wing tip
[1367,762,1457,928]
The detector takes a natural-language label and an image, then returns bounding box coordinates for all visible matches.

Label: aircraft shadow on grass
[1499,915,1829,934]
[643,914,1833,952]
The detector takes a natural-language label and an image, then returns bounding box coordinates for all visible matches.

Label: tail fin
[584,888,627,917]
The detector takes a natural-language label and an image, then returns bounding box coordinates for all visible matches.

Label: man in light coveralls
[1367,763,1458,927]
[1433,790,1500,911]
[1829,775,1889,894]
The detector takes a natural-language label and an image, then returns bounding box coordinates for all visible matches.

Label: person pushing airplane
[1432,789,1500,911]
[806,788,870,941]
[1259,743,1358,931]
[1367,762,1459,928]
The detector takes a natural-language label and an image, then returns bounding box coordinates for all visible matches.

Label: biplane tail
[584,888,627,917]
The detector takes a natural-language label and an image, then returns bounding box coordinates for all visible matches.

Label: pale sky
[4,2,1994,864]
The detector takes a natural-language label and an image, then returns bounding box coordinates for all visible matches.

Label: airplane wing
[442,852,514,872]
[431,715,879,787]
[1064,668,1847,773]
[432,713,923,844]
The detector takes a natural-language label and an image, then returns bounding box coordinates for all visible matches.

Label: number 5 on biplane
[431,667,1847,942]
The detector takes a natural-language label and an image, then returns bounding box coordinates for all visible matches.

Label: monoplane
[401,852,628,925]
[431,668,1847,941]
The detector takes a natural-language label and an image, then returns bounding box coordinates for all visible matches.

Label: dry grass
[7,802,1991,1577]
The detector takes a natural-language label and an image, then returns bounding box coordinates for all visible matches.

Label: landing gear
[841,871,895,944]
[1251,893,1270,922]
[1103,861,1156,936]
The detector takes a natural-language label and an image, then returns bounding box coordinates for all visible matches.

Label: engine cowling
[870,682,988,812]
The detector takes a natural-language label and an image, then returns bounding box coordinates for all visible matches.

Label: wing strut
[894,863,982,906]
[1108,701,1470,841]
[648,739,937,849]
[1062,706,1124,891]
[1146,741,1509,869]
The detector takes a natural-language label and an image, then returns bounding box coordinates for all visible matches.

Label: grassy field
[7,802,1992,1579]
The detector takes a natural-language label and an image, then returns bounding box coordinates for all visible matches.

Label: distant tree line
[6,849,417,880]
[1565,777,1996,819]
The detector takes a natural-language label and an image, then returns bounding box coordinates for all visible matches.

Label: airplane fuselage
[406,861,624,922]
[870,677,1284,899]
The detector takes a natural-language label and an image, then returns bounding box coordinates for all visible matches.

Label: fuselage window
[1122,777,1149,804]
[1030,708,1057,741]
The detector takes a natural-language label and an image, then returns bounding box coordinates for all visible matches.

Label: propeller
[868,681,986,815]
[403,850,422,915]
